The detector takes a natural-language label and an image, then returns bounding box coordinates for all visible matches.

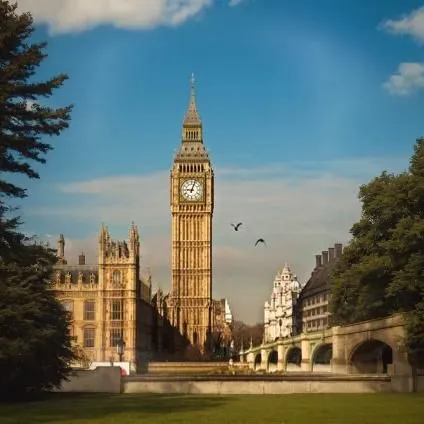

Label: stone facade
[51,225,153,370]
[211,298,234,349]
[52,76,232,364]
[264,264,302,343]
[296,243,343,334]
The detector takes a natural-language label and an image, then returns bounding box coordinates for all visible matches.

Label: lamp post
[116,337,125,362]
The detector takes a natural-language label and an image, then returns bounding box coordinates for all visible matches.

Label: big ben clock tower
[169,74,214,354]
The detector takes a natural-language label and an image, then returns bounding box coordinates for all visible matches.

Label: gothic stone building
[166,74,215,354]
[51,225,153,371]
[264,264,302,343]
[52,75,232,364]
[150,75,234,358]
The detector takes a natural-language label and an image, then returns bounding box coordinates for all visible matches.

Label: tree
[72,343,93,370]
[330,138,424,356]
[231,320,264,351]
[0,245,75,400]
[0,0,74,400]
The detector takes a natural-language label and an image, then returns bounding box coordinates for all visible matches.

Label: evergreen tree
[0,0,74,400]
[0,244,75,400]
[330,138,424,356]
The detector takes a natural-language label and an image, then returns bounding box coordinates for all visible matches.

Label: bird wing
[255,238,266,246]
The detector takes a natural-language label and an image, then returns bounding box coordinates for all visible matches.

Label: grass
[1,393,424,424]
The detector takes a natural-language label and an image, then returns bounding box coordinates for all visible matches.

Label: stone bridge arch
[311,342,333,372]
[284,345,301,371]
[341,315,405,375]
[348,338,394,374]
[267,350,278,373]
[254,352,262,371]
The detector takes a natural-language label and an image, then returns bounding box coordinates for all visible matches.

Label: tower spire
[183,72,202,130]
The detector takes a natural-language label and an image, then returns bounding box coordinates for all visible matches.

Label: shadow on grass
[0,392,233,423]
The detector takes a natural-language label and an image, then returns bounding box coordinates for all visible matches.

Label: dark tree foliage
[0,1,72,201]
[0,1,74,400]
[0,245,75,400]
[330,138,424,355]
[231,320,264,351]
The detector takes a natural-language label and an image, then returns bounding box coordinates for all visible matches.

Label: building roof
[53,264,98,284]
[174,141,210,161]
[299,265,331,300]
[183,73,202,127]
[299,243,344,301]
[54,264,98,272]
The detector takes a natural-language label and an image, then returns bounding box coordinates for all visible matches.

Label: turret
[129,221,140,257]
[56,234,67,264]
[99,223,109,246]
[99,222,140,265]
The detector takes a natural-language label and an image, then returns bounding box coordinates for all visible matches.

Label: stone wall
[143,361,229,374]
[416,376,424,392]
[123,375,393,394]
[55,366,121,393]
[52,366,424,394]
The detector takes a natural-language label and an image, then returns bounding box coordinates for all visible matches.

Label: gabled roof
[299,261,335,300]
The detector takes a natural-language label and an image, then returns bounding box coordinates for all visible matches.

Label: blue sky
[14,0,424,323]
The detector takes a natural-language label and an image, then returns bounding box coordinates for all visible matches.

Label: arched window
[110,328,123,348]
[110,300,123,321]
[112,270,122,287]
[83,327,95,348]
[83,300,96,321]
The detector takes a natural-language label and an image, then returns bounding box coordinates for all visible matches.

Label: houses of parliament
[49,75,233,370]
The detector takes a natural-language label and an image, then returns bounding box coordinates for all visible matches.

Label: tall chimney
[328,247,335,262]
[322,250,329,265]
[78,252,86,265]
[334,243,343,258]
[315,254,322,268]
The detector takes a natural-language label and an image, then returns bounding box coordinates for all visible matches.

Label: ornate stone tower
[98,223,140,364]
[56,234,67,264]
[169,74,214,353]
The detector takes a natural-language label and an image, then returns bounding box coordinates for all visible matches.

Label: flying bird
[255,238,266,247]
[231,222,243,231]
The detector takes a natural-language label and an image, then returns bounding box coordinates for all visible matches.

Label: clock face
[181,179,203,201]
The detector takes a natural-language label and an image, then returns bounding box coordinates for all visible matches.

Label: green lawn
[1,393,424,424]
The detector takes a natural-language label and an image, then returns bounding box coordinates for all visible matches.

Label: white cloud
[30,158,406,323]
[228,0,245,7]
[383,62,424,96]
[16,0,239,34]
[380,6,424,43]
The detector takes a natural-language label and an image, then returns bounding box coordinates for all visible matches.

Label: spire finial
[191,72,195,95]
[183,73,201,128]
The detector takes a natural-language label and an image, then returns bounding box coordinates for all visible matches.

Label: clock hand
[190,181,196,192]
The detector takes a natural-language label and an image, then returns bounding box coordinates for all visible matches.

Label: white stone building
[224,298,233,325]
[264,264,302,343]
